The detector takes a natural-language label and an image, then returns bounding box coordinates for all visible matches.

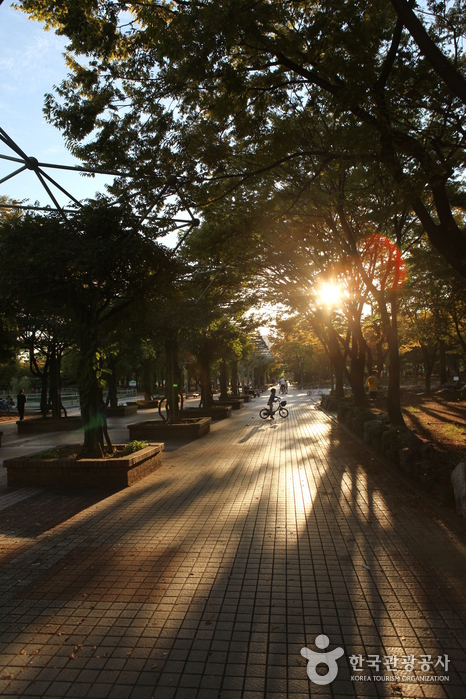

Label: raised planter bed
[182,406,232,420]
[215,398,245,410]
[128,417,211,441]
[17,416,83,435]
[3,443,164,489]
[105,405,138,417]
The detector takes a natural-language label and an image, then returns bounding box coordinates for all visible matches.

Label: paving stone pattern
[0,390,465,698]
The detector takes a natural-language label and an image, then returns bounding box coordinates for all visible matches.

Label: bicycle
[259,397,289,420]
[0,399,14,416]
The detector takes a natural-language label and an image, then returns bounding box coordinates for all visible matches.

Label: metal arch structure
[0,126,200,244]
[0,127,123,215]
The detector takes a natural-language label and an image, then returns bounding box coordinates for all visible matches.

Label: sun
[317,280,343,309]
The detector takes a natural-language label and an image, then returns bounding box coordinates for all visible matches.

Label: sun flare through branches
[317,280,343,309]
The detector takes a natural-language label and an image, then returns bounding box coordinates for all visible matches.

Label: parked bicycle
[259,397,288,420]
[0,398,14,416]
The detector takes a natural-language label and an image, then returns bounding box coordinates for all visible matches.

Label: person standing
[17,388,26,420]
[366,371,379,400]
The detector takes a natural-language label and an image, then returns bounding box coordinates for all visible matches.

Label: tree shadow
[415,404,465,426]
[238,424,269,443]
[0,488,119,540]
[0,404,465,697]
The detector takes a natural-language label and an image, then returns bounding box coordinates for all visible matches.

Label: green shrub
[126,440,149,453]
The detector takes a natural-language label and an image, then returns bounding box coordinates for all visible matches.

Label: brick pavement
[0,389,465,698]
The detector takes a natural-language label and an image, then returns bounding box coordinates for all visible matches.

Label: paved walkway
[0,390,465,698]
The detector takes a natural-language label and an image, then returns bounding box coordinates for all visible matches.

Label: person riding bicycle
[267,387,277,419]
[279,377,286,394]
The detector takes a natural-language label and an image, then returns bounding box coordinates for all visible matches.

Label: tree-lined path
[0,390,465,698]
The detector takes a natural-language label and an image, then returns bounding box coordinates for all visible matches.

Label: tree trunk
[346,326,368,407]
[328,328,345,399]
[219,358,229,400]
[334,361,344,399]
[372,291,405,425]
[439,339,447,385]
[141,357,153,403]
[421,343,437,394]
[107,356,119,408]
[385,294,405,425]
[230,359,239,397]
[28,338,50,417]
[165,336,181,424]
[199,355,213,408]
[366,345,374,376]
[39,361,50,418]
[79,314,104,457]
[376,338,388,376]
[49,341,62,420]
[424,368,432,394]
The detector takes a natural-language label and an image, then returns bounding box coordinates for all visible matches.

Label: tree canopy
[16,0,466,277]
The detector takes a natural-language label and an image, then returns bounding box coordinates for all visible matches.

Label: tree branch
[390,0,466,105]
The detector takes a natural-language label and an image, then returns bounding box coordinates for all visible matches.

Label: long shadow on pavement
[0,397,465,698]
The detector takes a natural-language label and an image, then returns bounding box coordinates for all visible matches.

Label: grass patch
[31,445,80,460]
[441,423,466,440]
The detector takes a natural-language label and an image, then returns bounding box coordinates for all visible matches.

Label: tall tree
[0,200,172,455]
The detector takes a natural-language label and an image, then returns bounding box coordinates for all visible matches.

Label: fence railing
[0,388,138,408]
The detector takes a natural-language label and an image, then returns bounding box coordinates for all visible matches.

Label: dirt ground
[399,389,466,468]
[368,388,466,472]
[0,412,33,424]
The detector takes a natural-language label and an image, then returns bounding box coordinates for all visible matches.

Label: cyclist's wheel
[279,408,289,418]
[259,408,270,420]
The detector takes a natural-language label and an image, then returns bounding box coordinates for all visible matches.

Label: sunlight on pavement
[304,421,332,436]
[0,393,464,698]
